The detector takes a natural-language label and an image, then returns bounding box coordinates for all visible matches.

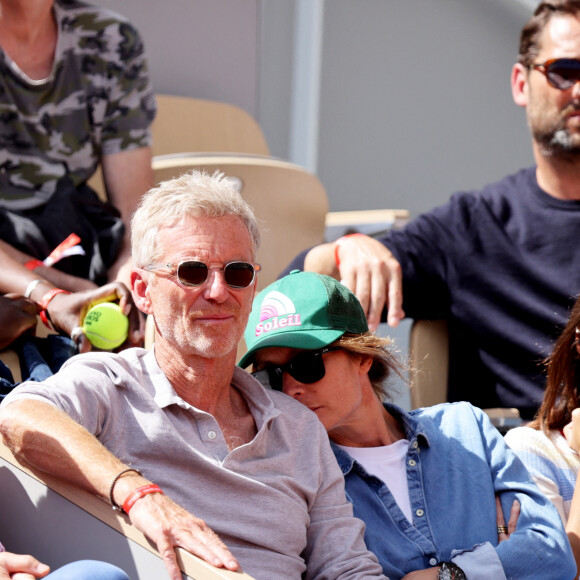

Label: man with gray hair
[0,171,387,580]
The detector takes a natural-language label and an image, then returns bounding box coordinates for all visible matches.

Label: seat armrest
[0,443,254,579]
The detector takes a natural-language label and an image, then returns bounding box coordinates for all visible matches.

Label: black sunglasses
[252,346,341,391]
[143,260,261,289]
[530,58,580,90]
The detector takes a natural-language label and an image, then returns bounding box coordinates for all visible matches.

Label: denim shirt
[331,402,575,580]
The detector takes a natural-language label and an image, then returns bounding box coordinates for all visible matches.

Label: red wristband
[24,259,43,271]
[334,233,366,267]
[38,288,70,310]
[38,288,71,329]
[122,484,164,514]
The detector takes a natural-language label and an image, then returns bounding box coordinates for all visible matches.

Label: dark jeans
[0,335,76,400]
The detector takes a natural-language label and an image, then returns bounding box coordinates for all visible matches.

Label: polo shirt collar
[143,348,282,429]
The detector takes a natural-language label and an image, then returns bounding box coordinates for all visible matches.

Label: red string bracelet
[122,484,164,515]
[38,288,71,329]
[334,233,366,267]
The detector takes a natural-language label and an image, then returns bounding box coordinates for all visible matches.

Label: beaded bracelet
[108,467,143,511]
[333,233,366,267]
[122,484,164,515]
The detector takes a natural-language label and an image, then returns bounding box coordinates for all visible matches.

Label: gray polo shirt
[2,348,386,579]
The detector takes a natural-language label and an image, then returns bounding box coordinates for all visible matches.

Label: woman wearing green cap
[239,271,575,580]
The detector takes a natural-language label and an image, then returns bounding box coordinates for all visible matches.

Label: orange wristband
[38,288,70,310]
[334,233,366,267]
[122,484,164,514]
[38,288,71,329]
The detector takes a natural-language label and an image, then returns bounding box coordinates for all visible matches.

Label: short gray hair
[131,170,261,266]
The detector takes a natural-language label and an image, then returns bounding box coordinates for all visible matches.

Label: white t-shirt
[337,438,413,522]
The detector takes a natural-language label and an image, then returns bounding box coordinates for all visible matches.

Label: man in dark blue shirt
[294,0,580,419]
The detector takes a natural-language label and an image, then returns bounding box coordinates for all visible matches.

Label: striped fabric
[505,426,580,524]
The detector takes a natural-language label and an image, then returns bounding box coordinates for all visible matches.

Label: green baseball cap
[239,270,368,368]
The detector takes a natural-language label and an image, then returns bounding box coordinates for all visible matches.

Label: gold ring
[497,525,508,535]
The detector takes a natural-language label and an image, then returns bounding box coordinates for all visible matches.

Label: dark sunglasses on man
[252,346,341,390]
[529,58,580,90]
[143,260,261,289]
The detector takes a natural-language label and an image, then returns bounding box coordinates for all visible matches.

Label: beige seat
[88,94,270,198]
[409,319,521,429]
[0,442,254,580]
[409,319,450,409]
[152,94,270,157]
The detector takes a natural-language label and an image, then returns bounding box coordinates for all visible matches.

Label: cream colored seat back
[409,319,449,409]
[88,94,270,199]
[409,319,521,430]
[152,94,270,157]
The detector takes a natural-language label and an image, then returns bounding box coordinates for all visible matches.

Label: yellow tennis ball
[83,302,129,350]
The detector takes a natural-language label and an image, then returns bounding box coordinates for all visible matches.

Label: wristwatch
[437,562,466,580]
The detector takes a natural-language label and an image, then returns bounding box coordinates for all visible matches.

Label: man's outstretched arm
[0,399,239,580]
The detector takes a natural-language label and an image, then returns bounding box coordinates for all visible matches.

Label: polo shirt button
[429,558,437,566]
[208,430,217,439]
[408,459,416,467]
[416,509,424,517]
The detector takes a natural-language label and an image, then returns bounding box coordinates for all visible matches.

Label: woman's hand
[401,498,520,580]
[496,495,520,543]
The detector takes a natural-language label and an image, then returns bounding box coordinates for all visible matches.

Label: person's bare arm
[0,240,142,351]
[0,400,239,580]
[304,235,405,331]
[0,241,96,296]
[101,147,153,287]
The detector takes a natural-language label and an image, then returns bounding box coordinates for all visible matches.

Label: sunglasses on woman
[252,346,341,391]
[143,260,261,289]
[530,58,580,90]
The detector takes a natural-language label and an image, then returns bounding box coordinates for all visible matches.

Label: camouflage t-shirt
[0,0,156,210]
